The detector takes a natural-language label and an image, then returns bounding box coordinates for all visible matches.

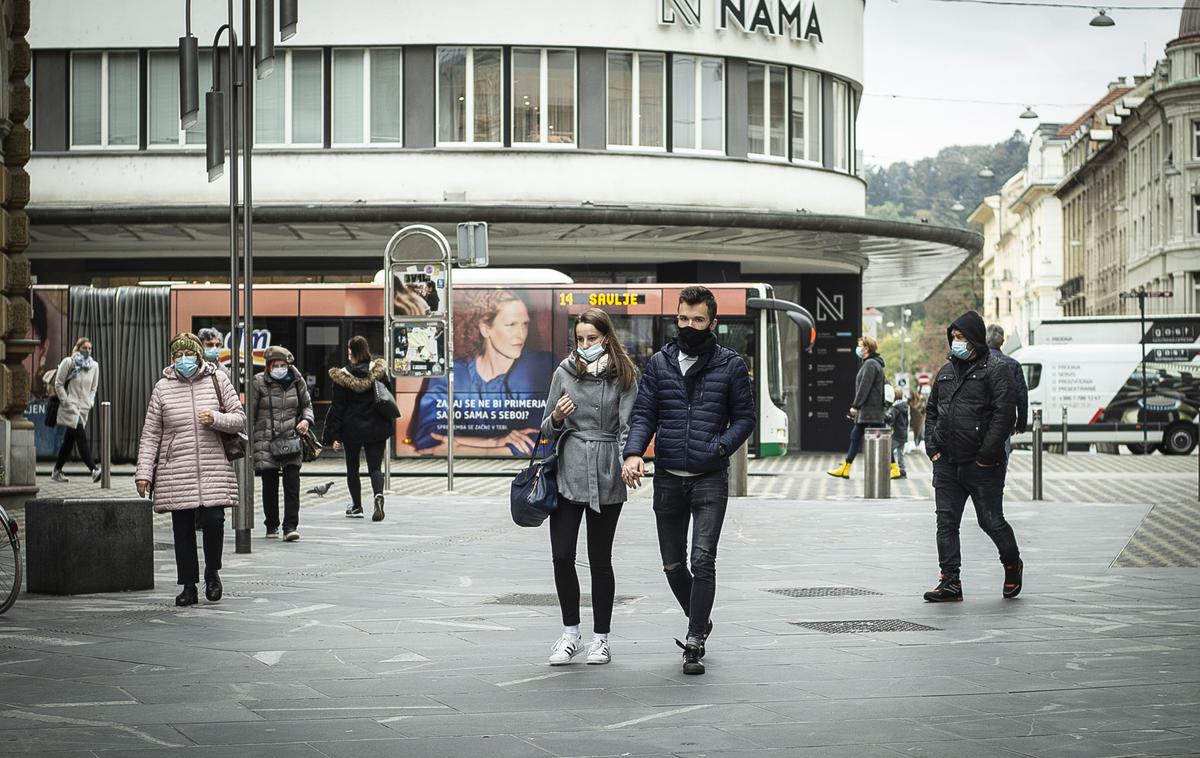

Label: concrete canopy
[28,204,981,307]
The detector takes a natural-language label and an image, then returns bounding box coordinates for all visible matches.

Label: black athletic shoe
[676,638,705,675]
[204,568,223,602]
[176,583,198,607]
[346,505,364,518]
[923,574,963,603]
[1003,559,1023,599]
[372,494,385,522]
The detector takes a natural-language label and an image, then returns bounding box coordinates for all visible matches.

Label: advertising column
[799,274,862,452]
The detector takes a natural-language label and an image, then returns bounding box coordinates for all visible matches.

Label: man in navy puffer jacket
[623,286,755,675]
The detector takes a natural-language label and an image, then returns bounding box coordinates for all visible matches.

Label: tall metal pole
[1139,290,1149,454]
[99,401,112,490]
[235,0,255,554]
[446,257,456,494]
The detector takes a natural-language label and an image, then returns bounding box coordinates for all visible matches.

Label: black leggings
[344,441,385,508]
[549,498,623,635]
[171,508,224,585]
[55,422,96,471]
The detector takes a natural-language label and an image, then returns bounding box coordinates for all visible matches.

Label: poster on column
[396,287,556,457]
[799,274,862,452]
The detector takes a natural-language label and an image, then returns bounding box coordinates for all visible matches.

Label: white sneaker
[586,638,611,665]
[548,634,582,666]
[50,470,69,483]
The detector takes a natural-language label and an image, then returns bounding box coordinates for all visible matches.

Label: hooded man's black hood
[946,310,988,355]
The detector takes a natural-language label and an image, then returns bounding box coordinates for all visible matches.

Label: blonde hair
[859,335,879,355]
[73,337,92,352]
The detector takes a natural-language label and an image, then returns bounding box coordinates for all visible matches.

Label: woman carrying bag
[254,346,314,542]
[50,337,101,483]
[324,336,394,522]
[539,308,638,667]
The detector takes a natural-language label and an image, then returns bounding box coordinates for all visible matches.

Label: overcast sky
[860,0,1181,167]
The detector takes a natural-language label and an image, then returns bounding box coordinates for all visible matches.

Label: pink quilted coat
[136,362,246,513]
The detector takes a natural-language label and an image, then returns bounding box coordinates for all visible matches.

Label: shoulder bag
[510,430,570,528]
[210,373,247,461]
[43,367,64,428]
[266,382,303,459]
[293,381,323,463]
[372,378,401,421]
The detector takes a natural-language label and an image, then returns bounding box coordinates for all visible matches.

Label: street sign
[456,222,489,268]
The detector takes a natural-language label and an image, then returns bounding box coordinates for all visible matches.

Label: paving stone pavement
[2,461,1199,757]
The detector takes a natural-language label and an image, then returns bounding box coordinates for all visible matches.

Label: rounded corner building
[25,0,980,451]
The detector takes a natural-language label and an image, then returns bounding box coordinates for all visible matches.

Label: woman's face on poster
[480,299,529,361]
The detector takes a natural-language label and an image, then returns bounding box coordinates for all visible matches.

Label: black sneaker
[699,619,714,659]
[175,583,198,607]
[1003,559,1024,599]
[372,494,385,522]
[265,529,279,539]
[346,506,364,518]
[676,638,705,675]
[923,574,963,603]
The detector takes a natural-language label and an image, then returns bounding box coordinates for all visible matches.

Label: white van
[1011,343,1200,455]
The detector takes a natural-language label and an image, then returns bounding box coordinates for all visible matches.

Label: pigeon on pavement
[307,481,335,497]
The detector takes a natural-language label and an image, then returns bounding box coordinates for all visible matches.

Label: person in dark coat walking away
[254,346,315,541]
[886,392,910,478]
[923,311,1022,602]
[828,336,887,479]
[540,308,639,667]
[622,286,755,676]
[324,336,393,522]
[985,323,1029,457]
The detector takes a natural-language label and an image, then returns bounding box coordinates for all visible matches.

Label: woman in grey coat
[828,335,887,479]
[253,345,314,541]
[539,308,638,667]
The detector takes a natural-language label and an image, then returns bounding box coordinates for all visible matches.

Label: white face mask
[270,366,289,380]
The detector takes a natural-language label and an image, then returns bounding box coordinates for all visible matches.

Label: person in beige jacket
[50,337,101,483]
[136,332,245,607]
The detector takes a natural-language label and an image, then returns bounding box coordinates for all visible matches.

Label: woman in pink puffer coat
[136,332,246,608]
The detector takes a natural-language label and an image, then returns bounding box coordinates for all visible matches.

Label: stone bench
[24,497,154,594]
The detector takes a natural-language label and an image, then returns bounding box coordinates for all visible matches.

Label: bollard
[1032,408,1043,501]
[1061,407,1069,455]
[863,428,892,499]
[729,443,748,497]
[99,401,112,489]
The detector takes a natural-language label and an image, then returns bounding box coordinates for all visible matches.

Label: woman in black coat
[323,336,394,522]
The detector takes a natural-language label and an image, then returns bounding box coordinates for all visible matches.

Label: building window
[255,49,323,146]
[437,47,502,145]
[607,51,665,150]
[332,48,402,145]
[71,51,138,148]
[512,48,576,146]
[747,62,786,159]
[790,69,821,163]
[148,50,213,147]
[671,54,723,153]
[1193,195,1200,235]
[832,78,852,171]
[1192,120,1200,160]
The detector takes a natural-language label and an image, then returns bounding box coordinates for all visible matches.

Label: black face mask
[676,326,716,355]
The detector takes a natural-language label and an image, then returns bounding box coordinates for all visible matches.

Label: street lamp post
[1119,287,1174,454]
[180,0,297,554]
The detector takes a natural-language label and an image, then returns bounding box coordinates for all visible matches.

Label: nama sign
[660,0,824,44]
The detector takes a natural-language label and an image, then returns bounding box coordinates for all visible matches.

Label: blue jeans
[846,421,885,463]
[932,459,1020,579]
[652,469,729,640]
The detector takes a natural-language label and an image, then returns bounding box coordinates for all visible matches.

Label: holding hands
[622,455,645,489]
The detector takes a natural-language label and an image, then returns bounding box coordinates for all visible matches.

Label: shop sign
[660,0,823,44]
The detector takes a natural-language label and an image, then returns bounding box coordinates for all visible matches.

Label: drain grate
[490,593,640,607]
[791,619,939,634]
[766,586,882,598]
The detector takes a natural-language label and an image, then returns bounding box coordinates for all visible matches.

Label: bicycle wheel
[0,512,20,615]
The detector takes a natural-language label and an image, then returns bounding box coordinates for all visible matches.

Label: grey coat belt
[563,430,619,512]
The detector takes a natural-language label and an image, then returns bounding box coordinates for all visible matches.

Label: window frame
[331,47,404,148]
[511,47,578,149]
[831,77,851,172]
[435,46,504,147]
[605,49,667,153]
[69,50,140,150]
[746,60,788,162]
[789,67,822,165]
[256,47,326,148]
[1192,119,1200,160]
[671,53,725,155]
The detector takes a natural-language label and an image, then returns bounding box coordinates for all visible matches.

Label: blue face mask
[855,346,865,359]
[203,347,221,361]
[950,340,972,360]
[175,356,199,377]
[577,344,606,363]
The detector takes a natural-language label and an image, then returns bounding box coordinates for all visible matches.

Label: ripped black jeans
[652,469,729,641]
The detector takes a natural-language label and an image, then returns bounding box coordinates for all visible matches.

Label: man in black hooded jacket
[923,311,1023,602]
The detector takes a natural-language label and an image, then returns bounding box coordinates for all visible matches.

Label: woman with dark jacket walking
[828,336,887,479]
[323,336,393,522]
[254,346,314,541]
[539,308,638,667]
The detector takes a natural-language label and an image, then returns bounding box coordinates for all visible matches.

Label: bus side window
[1022,363,1042,390]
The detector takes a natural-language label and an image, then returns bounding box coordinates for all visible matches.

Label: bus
[29,274,813,460]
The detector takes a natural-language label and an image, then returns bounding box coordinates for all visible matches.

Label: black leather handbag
[210,374,247,461]
[510,431,569,528]
[372,379,401,421]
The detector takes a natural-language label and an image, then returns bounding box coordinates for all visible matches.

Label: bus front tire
[1161,424,1198,456]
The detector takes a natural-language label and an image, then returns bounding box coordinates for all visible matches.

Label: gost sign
[660,0,824,44]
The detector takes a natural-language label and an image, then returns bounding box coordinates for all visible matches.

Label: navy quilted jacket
[623,342,756,474]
